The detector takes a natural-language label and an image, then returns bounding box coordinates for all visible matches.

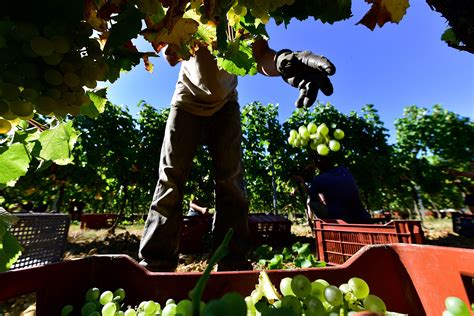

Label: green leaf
[0,142,31,184]
[38,121,80,165]
[81,89,108,118]
[217,40,257,76]
[105,5,144,50]
[0,230,23,272]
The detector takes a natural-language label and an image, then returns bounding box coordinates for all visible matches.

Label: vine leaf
[38,121,80,165]
[0,143,31,185]
[357,0,410,30]
[82,89,108,118]
[143,18,198,55]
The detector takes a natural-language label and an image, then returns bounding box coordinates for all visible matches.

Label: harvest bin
[314,219,424,265]
[452,212,474,238]
[248,213,292,245]
[9,213,70,270]
[1,244,473,316]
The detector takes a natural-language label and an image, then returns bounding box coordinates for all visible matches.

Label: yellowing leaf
[357,0,410,30]
[143,18,198,54]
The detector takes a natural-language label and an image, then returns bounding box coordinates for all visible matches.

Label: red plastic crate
[0,244,472,316]
[452,212,474,238]
[248,213,292,246]
[80,213,118,229]
[314,219,425,265]
[179,215,211,254]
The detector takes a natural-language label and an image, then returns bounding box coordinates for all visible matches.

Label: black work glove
[275,49,336,108]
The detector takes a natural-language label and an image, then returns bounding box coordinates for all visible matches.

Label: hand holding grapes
[275,50,336,108]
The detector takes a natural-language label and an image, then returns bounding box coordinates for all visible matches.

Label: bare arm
[190,201,209,215]
[252,38,280,77]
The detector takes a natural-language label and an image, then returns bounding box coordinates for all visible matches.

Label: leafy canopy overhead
[84,0,412,76]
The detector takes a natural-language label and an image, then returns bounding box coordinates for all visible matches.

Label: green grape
[0,100,10,116]
[46,88,61,100]
[363,294,386,313]
[0,118,12,134]
[221,292,247,316]
[59,61,75,73]
[298,126,309,139]
[279,277,295,296]
[86,287,101,301]
[329,139,341,152]
[317,123,329,136]
[64,72,81,88]
[333,128,345,140]
[310,140,318,151]
[324,285,343,307]
[317,144,329,156]
[1,111,17,120]
[36,95,58,115]
[303,296,325,316]
[281,295,302,315]
[101,302,117,316]
[1,83,20,101]
[30,36,54,56]
[10,100,34,117]
[60,304,73,316]
[116,311,125,316]
[348,277,369,299]
[21,88,39,102]
[84,80,97,89]
[307,122,317,134]
[44,68,63,86]
[99,290,114,305]
[176,299,192,316]
[124,309,137,316]
[81,301,98,315]
[161,303,177,316]
[166,298,175,305]
[291,275,312,298]
[143,300,158,314]
[42,52,63,65]
[114,288,126,302]
[445,296,470,316]
[51,35,70,54]
[289,129,298,138]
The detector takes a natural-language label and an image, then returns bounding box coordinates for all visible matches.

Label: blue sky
[105,1,473,143]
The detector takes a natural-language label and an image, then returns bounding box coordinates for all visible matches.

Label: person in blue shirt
[296,155,370,223]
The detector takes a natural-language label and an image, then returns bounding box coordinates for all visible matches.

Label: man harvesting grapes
[138,38,335,271]
[295,155,371,224]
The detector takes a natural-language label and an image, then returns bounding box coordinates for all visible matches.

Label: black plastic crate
[8,213,70,270]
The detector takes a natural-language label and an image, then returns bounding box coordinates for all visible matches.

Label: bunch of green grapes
[0,19,109,134]
[248,274,387,315]
[288,122,345,157]
[62,287,245,316]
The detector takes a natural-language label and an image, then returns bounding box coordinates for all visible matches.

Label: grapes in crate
[288,122,345,156]
[62,273,397,315]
